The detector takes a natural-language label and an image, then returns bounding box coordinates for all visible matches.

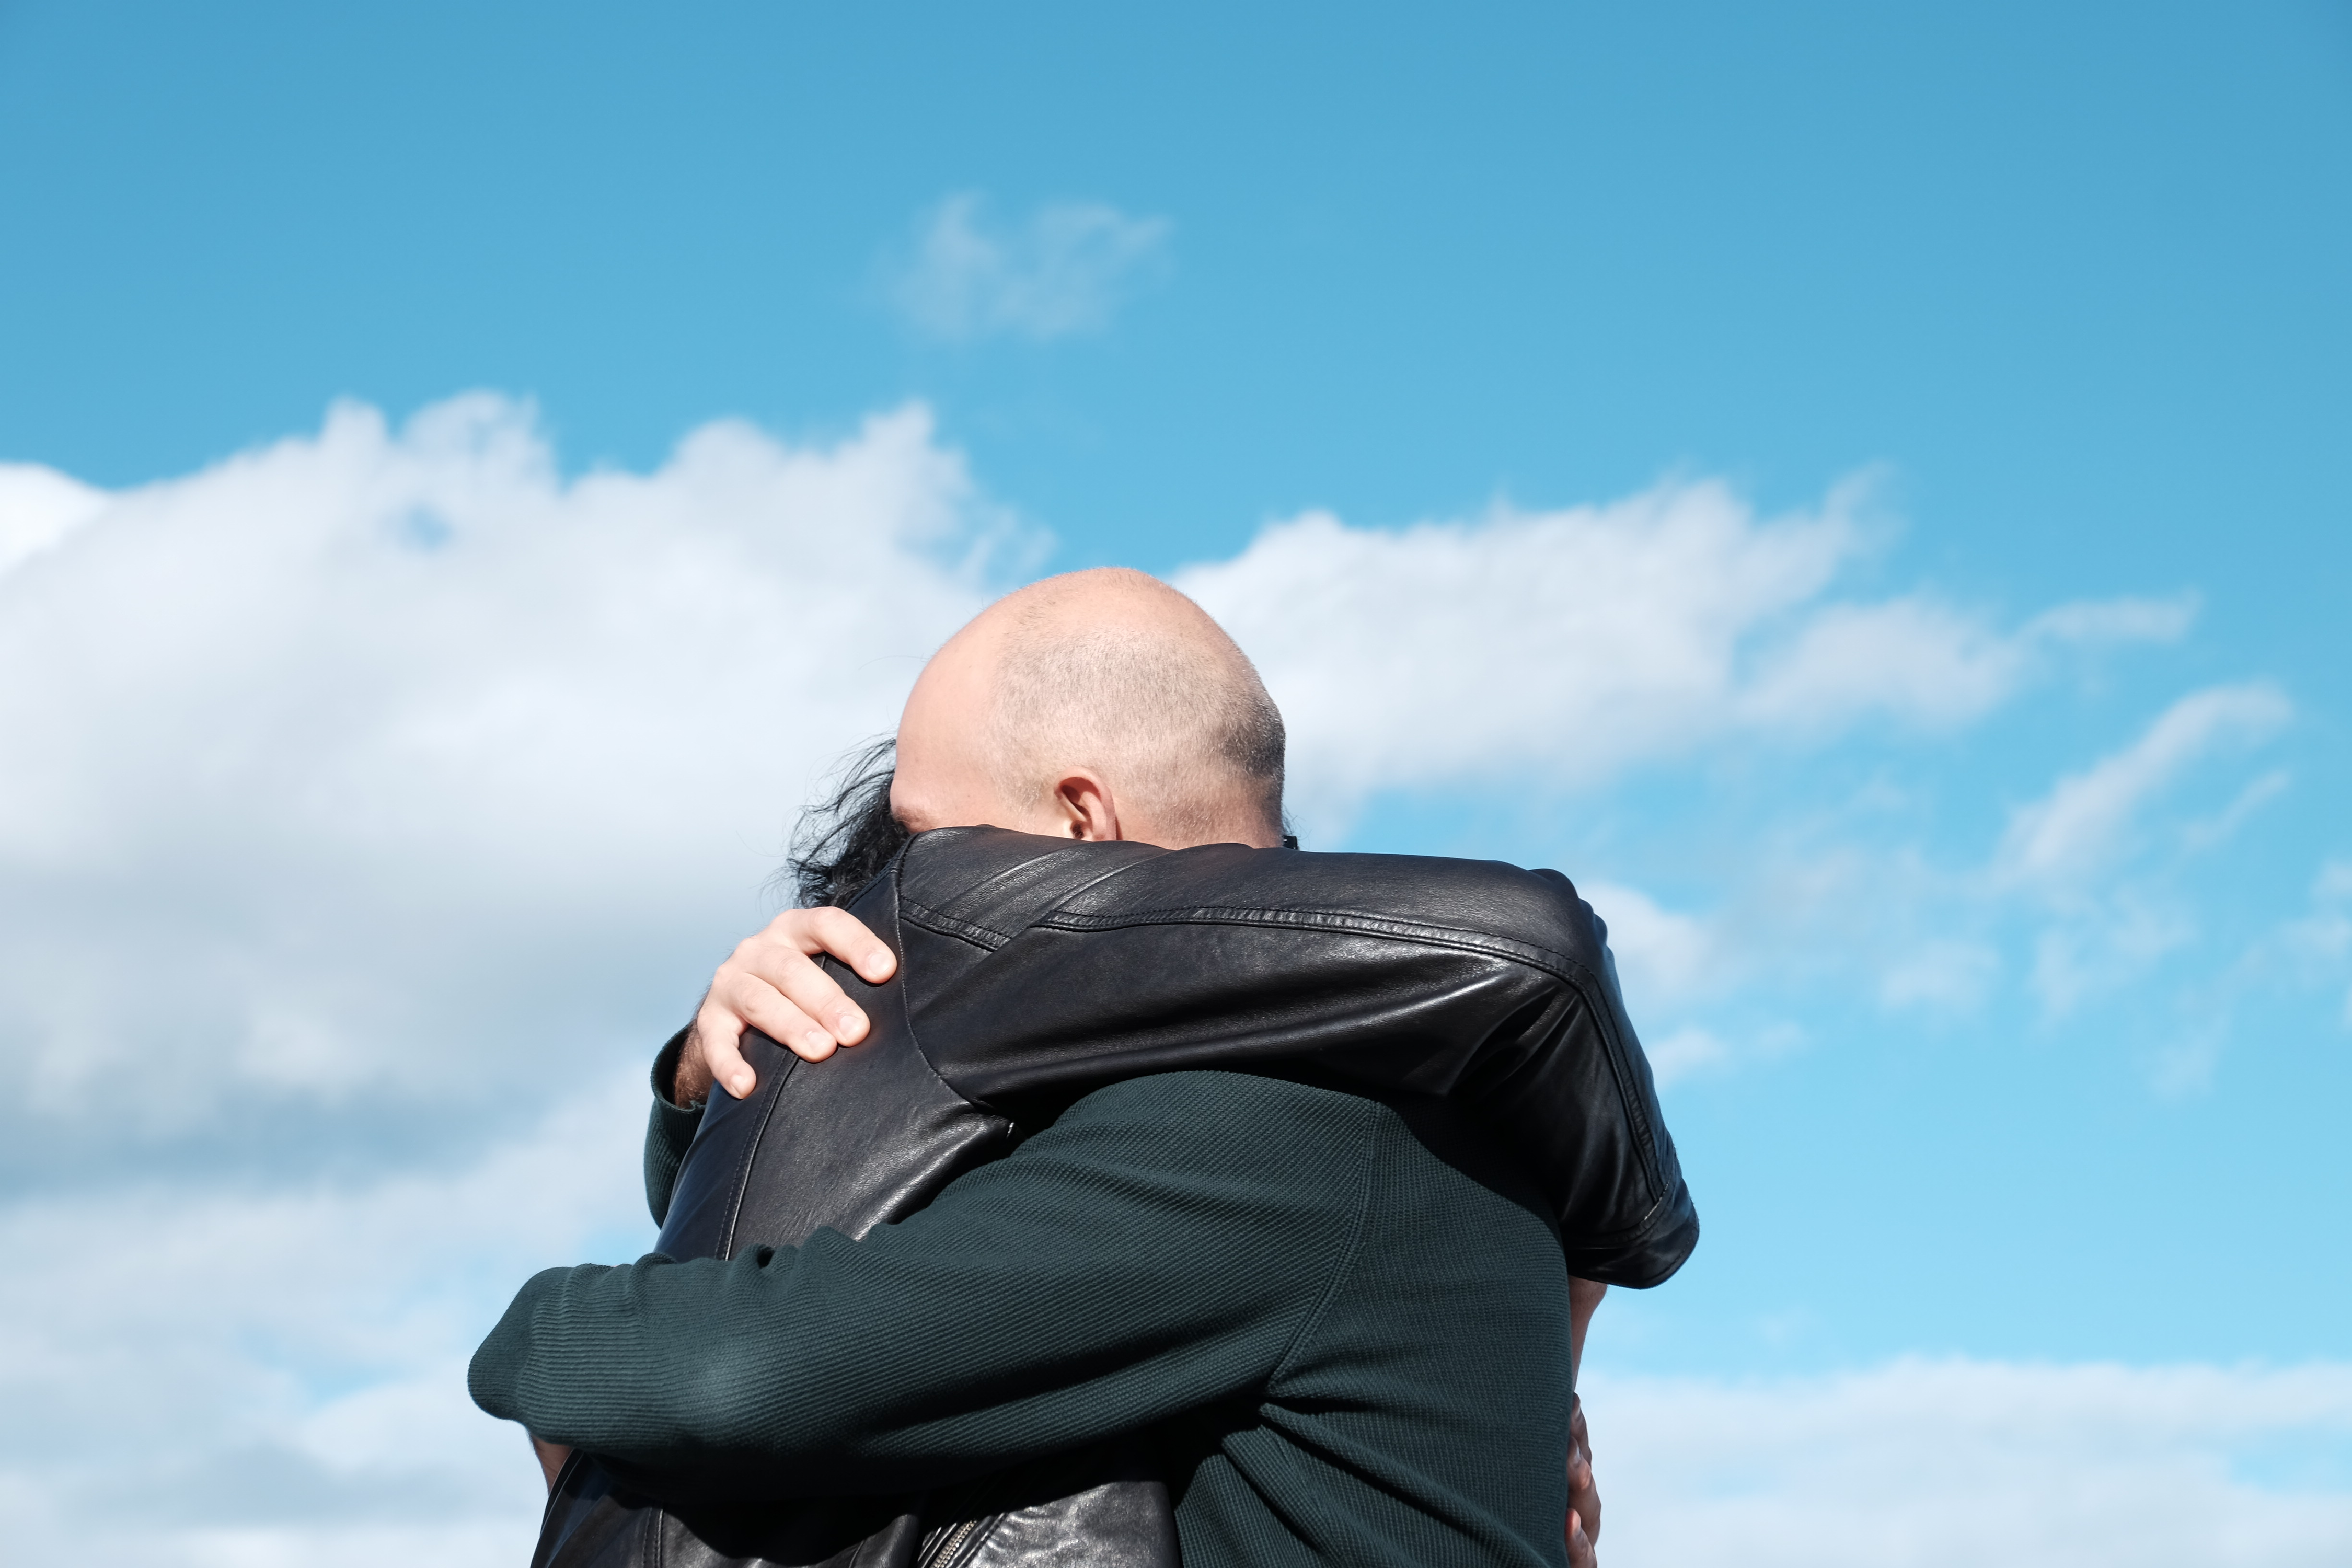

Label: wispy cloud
[1177,481,2192,838]
[2275,859,2352,1029]
[1997,684,2293,893]
[1640,1025,1735,1085]
[889,192,1171,341]
[0,1067,649,1564]
[1878,938,2001,1011]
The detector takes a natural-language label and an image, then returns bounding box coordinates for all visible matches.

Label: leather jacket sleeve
[893,833,1698,1288]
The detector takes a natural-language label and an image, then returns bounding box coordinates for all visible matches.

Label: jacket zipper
[918,1512,999,1568]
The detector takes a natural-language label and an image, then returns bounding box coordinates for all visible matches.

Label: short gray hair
[990,608,1286,843]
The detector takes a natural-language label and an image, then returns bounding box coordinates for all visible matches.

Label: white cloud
[1571,880,1822,1082]
[2025,592,2200,645]
[1737,594,2030,732]
[0,395,2307,1558]
[890,192,1171,341]
[0,395,1018,1562]
[1641,1025,1733,1086]
[1174,474,2290,1085]
[1998,684,2293,893]
[1177,482,2190,837]
[1580,880,1721,1012]
[1588,1357,2352,1567]
[1736,587,2190,734]
[0,459,107,572]
[1979,686,2295,1027]
[0,1067,651,1566]
[0,395,1013,1131]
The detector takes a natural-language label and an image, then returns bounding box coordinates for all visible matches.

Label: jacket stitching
[1047,848,1171,905]
[1579,984,1669,1224]
[898,899,1012,950]
[1037,904,1587,979]
[913,836,1166,939]
[890,864,1013,1129]
[919,833,1087,913]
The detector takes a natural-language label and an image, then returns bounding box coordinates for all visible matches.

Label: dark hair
[781,736,911,908]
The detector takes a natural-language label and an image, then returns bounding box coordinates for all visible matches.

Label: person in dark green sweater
[476,1068,1580,1566]
[475,569,1668,1566]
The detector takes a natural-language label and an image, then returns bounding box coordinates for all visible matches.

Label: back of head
[989,569,1285,846]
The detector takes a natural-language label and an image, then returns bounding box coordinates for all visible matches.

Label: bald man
[475,570,1692,1568]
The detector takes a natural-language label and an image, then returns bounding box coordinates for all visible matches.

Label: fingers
[715,974,839,1066]
[796,905,897,984]
[746,909,895,1047]
[691,907,900,1097]
[1567,1394,1602,1549]
[691,1002,762,1098]
[746,946,870,1051]
[1567,1511,1595,1568]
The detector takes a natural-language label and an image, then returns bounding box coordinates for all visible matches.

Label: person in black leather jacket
[472,569,1693,1568]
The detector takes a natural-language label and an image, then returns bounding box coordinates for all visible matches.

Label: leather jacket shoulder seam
[1039,904,1593,987]
[900,898,1013,951]
[886,867,1007,1126]
[907,837,1166,939]
[1053,849,1169,905]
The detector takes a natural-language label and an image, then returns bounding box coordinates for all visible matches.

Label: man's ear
[1052,773,1124,841]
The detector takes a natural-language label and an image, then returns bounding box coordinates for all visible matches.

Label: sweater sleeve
[474,1071,1377,1498]
[642,1025,705,1226]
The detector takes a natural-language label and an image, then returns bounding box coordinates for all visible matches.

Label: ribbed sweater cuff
[643,1025,704,1226]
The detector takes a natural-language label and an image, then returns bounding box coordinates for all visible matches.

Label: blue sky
[3,4,2349,1564]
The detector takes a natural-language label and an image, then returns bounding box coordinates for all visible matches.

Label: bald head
[892,568,1285,849]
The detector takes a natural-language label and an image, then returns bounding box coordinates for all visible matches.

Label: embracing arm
[639,906,903,1225]
[900,837,1699,1287]
[483,1073,1372,1499]
[644,837,1695,1286]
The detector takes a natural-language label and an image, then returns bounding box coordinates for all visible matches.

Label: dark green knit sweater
[471,1070,1574,1567]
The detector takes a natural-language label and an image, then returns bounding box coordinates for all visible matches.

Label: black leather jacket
[532,828,1696,1568]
